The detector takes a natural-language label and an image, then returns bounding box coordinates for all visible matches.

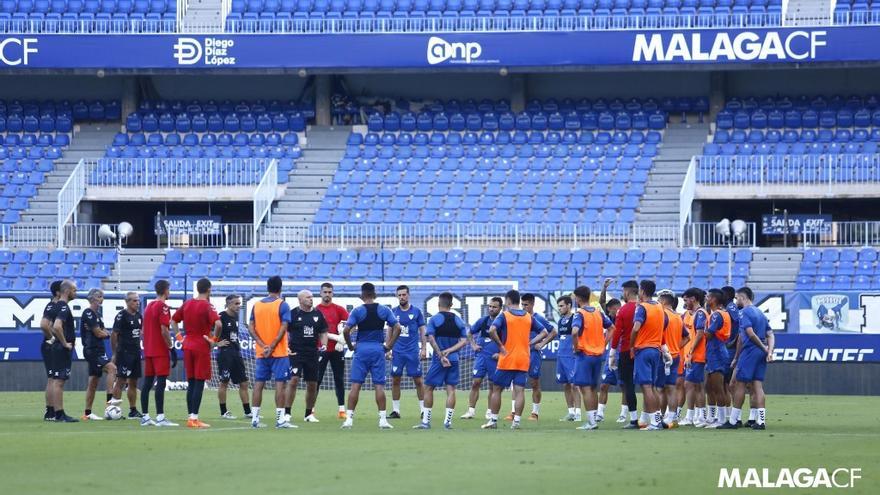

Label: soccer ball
[104,405,123,420]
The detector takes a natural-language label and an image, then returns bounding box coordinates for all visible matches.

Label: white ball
[104,405,122,420]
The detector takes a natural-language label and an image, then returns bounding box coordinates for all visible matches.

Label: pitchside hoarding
[0,288,878,362]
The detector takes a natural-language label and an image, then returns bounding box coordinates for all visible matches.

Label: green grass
[1,391,878,494]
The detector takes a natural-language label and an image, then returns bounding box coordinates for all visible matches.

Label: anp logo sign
[427,36,483,65]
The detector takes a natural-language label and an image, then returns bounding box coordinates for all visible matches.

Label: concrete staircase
[636,122,709,224]
[267,126,349,224]
[19,123,118,226]
[747,248,804,292]
[102,249,166,292]
[785,0,832,26]
[180,0,224,32]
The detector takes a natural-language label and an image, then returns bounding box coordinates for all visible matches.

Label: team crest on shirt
[313,316,319,322]
[409,314,414,320]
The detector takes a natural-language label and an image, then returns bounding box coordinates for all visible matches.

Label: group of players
[38,274,773,431]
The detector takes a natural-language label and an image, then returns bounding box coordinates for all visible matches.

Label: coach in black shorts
[49,280,78,422]
[216,294,252,420]
[80,288,118,420]
[40,280,62,421]
[111,292,144,419]
[285,289,328,424]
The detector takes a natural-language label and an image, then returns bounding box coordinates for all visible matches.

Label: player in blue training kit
[341,283,401,430]
[554,295,582,422]
[721,287,774,430]
[414,292,468,430]
[389,285,427,419]
[515,293,553,421]
[703,289,732,428]
[721,286,740,425]
[462,296,503,420]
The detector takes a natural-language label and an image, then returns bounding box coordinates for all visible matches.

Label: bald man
[284,289,329,425]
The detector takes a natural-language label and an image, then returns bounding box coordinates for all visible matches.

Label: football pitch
[2,391,877,494]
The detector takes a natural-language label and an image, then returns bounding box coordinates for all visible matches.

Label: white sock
[513,415,521,423]
[575,408,581,417]
[531,403,540,415]
[467,407,475,415]
[588,410,597,426]
[251,407,260,421]
[346,409,354,420]
[511,400,516,413]
[423,408,432,424]
[640,411,649,424]
[567,407,575,415]
[392,400,400,413]
[748,408,757,421]
[418,400,425,412]
[719,407,727,423]
[444,408,454,424]
[620,405,629,416]
[276,408,284,422]
[338,405,345,412]
[708,405,717,422]
[188,413,196,420]
[379,410,387,421]
[730,407,741,424]
[629,411,638,421]
[757,408,766,425]
[142,413,151,420]
[490,413,498,422]
[156,414,164,422]
[597,404,606,416]
[686,409,694,421]
[652,410,662,427]
[192,414,198,420]
[696,408,704,422]
[676,406,682,418]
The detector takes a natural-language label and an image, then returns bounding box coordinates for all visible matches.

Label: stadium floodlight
[97,224,116,241]
[731,219,748,241]
[715,218,732,238]
[97,222,133,289]
[718,218,746,286]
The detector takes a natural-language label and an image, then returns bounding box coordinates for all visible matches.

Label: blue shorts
[633,347,661,386]
[492,369,528,388]
[425,359,460,387]
[685,362,705,384]
[473,352,497,380]
[351,344,387,385]
[555,356,576,384]
[528,350,542,379]
[663,357,680,387]
[601,360,618,385]
[391,350,422,377]
[573,353,603,387]
[736,347,767,383]
[706,354,729,374]
[255,357,291,382]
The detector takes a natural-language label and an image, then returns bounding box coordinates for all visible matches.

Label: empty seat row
[113,131,300,147]
[724,95,880,112]
[803,248,878,263]
[703,142,880,156]
[717,108,880,129]
[105,144,302,160]
[365,110,667,132]
[346,142,658,159]
[796,275,879,291]
[350,129,662,146]
[714,128,880,145]
[125,113,308,133]
[0,249,117,264]
[338,155,655,172]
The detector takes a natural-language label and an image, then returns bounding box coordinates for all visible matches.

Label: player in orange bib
[570,286,613,430]
[658,290,688,427]
[681,287,709,427]
[482,290,547,430]
[629,280,671,430]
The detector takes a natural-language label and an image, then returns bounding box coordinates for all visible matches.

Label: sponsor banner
[761,214,833,235]
[154,215,223,236]
[2,289,879,361]
[0,27,875,69]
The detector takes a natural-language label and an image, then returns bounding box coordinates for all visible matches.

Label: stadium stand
[796,247,879,291]
[0,0,178,33]
[149,247,751,294]
[698,95,880,184]
[96,100,315,185]
[0,249,116,291]
[1,100,118,224]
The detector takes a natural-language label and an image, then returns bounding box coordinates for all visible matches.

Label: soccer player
[658,290,688,427]
[681,287,709,427]
[702,288,732,429]
[341,282,401,430]
[413,292,467,430]
[482,290,546,430]
[721,287,773,430]
[554,295,581,422]
[461,296,502,420]
[80,288,116,421]
[516,293,553,421]
[571,286,614,430]
[49,280,79,422]
[315,282,350,419]
[285,289,328,425]
[111,291,144,421]
[40,280,62,421]
[172,278,222,429]
[141,280,178,427]
[598,297,622,423]
[247,276,293,429]
[216,294,251,420]
[721,286,739,423]
[610,280,640,428]
[629,280,671,431]
[390,285,427,419]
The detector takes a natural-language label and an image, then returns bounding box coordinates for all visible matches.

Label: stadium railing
[253,159,278,248]
[56,158,87,249]
[801,221,880,248]
[679,155,697,244]
[4,11,877,35]
[0,224,57,249]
